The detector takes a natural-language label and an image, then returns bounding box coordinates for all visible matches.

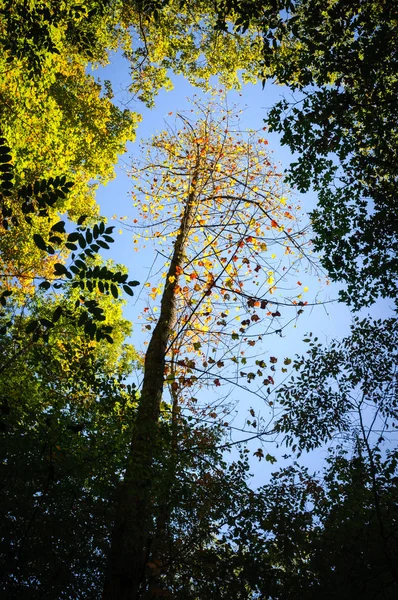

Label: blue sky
[91,52,392,481]
[93,52,382,344]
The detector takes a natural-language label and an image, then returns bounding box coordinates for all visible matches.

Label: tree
[237,448,398,600]
[0,55,139,289]
[1,0,268,103]
[6,3,395,309]
[0,289,140,598]
[0,0,124,75]
[213,0,398,307]
[102,97,314,599]
[147,316,397,600]
[275,316,398,454]
[123,0,265,106]
[0,0,279,289]
[0,142,144,597]
[6,3,397,596]
[259,315,398,598]
[0,5,297,596]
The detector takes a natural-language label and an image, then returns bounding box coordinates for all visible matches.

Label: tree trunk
[145,367,180,598]
[102,162,200,600]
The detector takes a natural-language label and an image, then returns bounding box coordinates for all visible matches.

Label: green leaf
[123,285,134,296]
[265,453,277,464]
[52,306,63,323]
[40,318,54,328]
[49,236,62,245]
[33,234,47,251]
[0,181,13,190]
[51,220,66,233]
[65,242,78,251]
[26,320,38,334]
[74,259,86,270]
[53,263,69,276]
[85,320,96,338]
[78,312,87,327]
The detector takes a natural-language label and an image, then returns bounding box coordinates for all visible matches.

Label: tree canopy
[215,0,398,307]
[1,1,397,599]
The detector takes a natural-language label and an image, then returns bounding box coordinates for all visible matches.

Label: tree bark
[144,364,180,598]
[102,161,200,600]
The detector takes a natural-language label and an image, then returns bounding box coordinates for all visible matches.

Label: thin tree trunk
[145,365,180,598]
[102,161,200,600]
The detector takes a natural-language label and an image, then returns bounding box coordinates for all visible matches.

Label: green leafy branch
[0,136,139,342]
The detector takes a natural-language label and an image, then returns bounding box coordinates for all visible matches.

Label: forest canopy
[0,1,397,599]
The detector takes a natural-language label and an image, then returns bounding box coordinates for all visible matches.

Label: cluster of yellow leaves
[126,1,266,106]
[0,48,140,291]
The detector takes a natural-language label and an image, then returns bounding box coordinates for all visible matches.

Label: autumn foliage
[128,96,312,410]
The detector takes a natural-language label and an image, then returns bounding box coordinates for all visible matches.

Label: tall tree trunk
[145,365,180,598]
[102,161,200,600]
